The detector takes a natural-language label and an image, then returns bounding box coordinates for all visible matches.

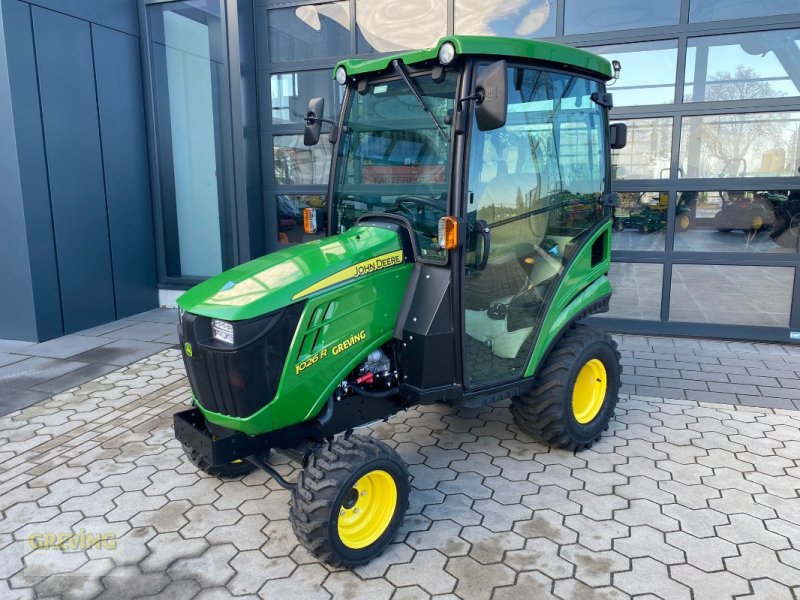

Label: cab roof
[334,35,613,81]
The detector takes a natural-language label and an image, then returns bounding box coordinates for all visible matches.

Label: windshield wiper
[391,59,447,140]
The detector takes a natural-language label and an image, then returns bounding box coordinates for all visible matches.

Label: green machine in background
[174,35,627,566]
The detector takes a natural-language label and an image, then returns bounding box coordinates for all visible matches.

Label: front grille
[180,303,304,418]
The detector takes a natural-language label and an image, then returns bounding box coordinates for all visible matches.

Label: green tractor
[174,35,627,566]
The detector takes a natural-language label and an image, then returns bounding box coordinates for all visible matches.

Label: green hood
[177,226,404,321]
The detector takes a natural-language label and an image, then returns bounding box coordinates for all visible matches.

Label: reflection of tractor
[713,191,773,232]
[768,190,800,248]
[613,192,666,233]
[613,192,692,233]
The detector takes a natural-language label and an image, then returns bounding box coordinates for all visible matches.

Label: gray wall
[0,0,157,341]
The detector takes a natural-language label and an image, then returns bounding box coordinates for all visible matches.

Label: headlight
[211,319,234,345]
[335,66,347,85]
[438,42,456,65]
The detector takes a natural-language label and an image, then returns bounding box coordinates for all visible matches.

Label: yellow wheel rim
[572,359,607,424]
[679,214,690,230]
[752,215,764,229]
[337,470,397,549]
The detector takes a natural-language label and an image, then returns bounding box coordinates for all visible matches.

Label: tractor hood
[177,226,404,321]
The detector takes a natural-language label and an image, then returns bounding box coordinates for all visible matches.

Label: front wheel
[290,435,410,567]
[510,324,620,451]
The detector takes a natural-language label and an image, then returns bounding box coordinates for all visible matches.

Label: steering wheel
[390,194,447,251]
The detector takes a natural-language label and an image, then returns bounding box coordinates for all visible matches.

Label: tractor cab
[303,37,625,400]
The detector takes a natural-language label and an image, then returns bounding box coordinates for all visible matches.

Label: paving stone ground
[615,333,800,411]
[0,309,179,416]
[1,348,799,599]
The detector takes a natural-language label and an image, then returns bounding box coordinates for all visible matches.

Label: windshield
[331,70,458,263]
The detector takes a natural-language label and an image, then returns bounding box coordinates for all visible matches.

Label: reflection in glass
[277,194,326,244]
[685,30,800,103]
[586,40,677,106]
[679,112,800,178]
[273,135,333,185]
[564,0,680,35]
[690,0,800,22]
[356,0,446,53]
[674,190,800,253]
[271,70,341,125]
[611,118,672,180]
[455,0,555,38]
[597,263,663,321]
[611,192,668,251]
[670,265,793,326]
[147,0,232,278]
[268,2,350,63]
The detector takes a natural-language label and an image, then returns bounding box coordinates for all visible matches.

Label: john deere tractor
[174,36,627,566]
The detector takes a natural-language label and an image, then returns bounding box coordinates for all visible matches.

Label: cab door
[461,64,608,388]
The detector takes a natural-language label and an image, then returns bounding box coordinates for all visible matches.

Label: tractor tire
[676,213,692,231]
[290,435,410,567]
[510,324,621,451]
[182,443,256,478]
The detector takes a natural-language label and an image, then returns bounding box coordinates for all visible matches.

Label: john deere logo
[184,342,193,357]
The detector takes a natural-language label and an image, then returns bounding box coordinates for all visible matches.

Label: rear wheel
[290,435,409,567]
[510,324,621,450]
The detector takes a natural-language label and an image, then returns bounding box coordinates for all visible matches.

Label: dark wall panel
[92,24,158,317]
[0,0,38,340]
[32,6,116,333]
[26,0,138,36]
[1,0,62,341]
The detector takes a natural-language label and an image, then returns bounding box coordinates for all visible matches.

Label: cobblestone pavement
[615,334,800,410]
[1,349,799,600]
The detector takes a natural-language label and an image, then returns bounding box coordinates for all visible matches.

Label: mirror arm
[304,116,338,128]
[457,92,483,108]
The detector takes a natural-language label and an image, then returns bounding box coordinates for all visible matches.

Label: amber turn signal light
[437,216,459,250]
[303,208,317,234]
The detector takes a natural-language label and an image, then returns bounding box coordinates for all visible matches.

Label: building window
[612,191,669,251]
[267,2,351,63]
[147,0,234,279]
[586,40,678,106]
[679,112,800,178]
[356,0,447,53]
[670,265,793,326]
[564,0,680,35]
[270,70,341,125]
[673,190,800,253]
[455,0,556,39]
[599,263,664,321]
[273,135,333,185]
[690,0,800,23]
[685,30,800,103]
[611,117,673,180]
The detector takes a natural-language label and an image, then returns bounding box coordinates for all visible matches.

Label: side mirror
[609,123,627,150]
[474,60,507,131]
[304,97,324,146]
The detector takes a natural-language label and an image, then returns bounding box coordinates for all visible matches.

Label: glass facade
[142,0,800,340]
[146,0,234,279]
[455,0,556,39]
[588,40,678,106]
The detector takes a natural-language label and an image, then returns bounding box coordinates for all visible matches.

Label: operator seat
[464,166,548,311]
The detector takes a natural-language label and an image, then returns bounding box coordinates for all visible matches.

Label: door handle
[476,219,490,270]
